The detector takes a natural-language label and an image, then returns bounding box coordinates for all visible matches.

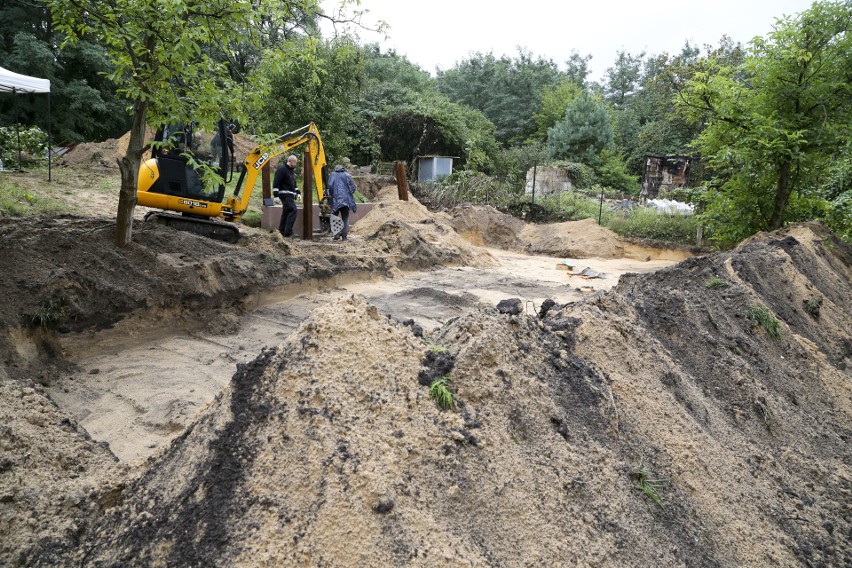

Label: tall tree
[564,50,592,87]
[532,80,583,142]
[0,1,128,142]
[437,49,561,144]
[547,92,613,164]
[48,0,330,245]
[604,50,644,109]
[678,1,851,242]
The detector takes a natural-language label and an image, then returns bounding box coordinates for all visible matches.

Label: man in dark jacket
[327,164,357,241]
[273,155,299,238]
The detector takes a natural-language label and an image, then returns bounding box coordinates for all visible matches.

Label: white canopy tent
[0,65,52,180]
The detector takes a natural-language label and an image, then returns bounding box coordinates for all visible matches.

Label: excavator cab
[148,120,231,202]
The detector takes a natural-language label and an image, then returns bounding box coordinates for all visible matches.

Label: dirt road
[49,248,681,462]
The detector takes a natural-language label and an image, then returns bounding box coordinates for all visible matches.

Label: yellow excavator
[137,119,328,243]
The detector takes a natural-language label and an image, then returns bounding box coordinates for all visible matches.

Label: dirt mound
[0,380,123,567]
[447,205,625,258]
[352,190,494,271]
[22,223,850,566]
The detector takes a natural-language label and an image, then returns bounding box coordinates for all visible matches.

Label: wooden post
[261,162,271,201]
[302,151,313,239]
[395,161,409,201]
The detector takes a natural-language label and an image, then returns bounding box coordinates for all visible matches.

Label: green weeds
[632,460,669,509]
[748,305,782,339]
[27,299,65,330]
[704,276,730,289]
[429,377,455,410]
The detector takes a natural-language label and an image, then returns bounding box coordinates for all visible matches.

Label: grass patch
[429,377,455,410]
[748,305,782,339]
[606,207,699,243]
[0,176,66,216]
[704,275,730,289]
[27,298,66,329]
[632,460,669,509]
[241,209,261,228]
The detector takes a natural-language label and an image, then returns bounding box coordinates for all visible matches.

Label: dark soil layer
[17,222,849,567]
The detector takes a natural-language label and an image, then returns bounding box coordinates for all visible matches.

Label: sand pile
[25,222,850,567]
[447,205,625,258]
[352,189,494,271]
[0,379,123,566]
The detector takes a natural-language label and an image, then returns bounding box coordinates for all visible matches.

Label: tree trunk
[115,99,149,247]
[769,160,792,230]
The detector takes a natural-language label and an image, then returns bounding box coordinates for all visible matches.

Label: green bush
[0,126,48,169]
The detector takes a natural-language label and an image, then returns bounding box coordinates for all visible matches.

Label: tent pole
[47,91,51,182]
[14,87,22,170]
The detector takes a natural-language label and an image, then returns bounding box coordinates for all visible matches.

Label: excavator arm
[223,123,328,221]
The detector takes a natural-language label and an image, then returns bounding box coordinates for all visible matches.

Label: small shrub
[704,276,730,289]
[28,299,65,330]
[748,305,781,339]
[803,298,821,320]
[429,377,455,410]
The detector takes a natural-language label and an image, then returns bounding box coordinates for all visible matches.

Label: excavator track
[144,211,241,244]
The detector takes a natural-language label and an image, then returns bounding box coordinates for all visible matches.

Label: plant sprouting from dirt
[748,305,781,339]
[704,275,730,289]
[803,298,821,320]
[429,377,455,410]
[428,343,447,354]
[27,299,65,330]
[632,460,669,509]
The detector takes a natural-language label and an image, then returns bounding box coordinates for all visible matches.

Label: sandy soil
[49,248,679,463]
[1,160,850,567]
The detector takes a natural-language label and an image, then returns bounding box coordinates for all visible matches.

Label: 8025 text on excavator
[136,119,329,243]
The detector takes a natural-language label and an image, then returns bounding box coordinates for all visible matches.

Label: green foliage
[605,50,645,109]
[748,305,782,339]
[594,149,639,194]
[376,95,498,169]
[0,126,48,168]
[429,377,455,411]
[632,460,668,509]
[823,192,852,244]
[547,161,597,189]
[27,298,66,330]
[491,143,548,187]
[437,49,562,144]
[240,210,261,228]
[547,93,613,165]
[532,80,583,142]
[678,1,852,239]
[249,37,365,161]
[423,171,517,209]
[0,2,129,143]
[704,276,730,289]
[606,207,699,243]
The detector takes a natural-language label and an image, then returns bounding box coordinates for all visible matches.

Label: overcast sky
[325,0,816,81]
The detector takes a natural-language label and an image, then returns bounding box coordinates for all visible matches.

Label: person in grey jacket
[327,164,357,241]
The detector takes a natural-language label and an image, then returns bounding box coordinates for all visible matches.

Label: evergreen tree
[547,93,613,164]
